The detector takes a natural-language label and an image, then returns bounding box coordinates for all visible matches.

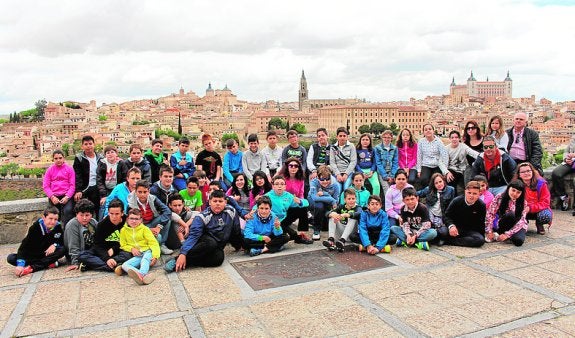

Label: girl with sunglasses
[278,157,311,239]
[308,165,340,240]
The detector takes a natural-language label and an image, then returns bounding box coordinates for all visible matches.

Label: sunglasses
[483,145,495,149]
[319,176,330,181]
[288,164,299,168]
[466,126,476,130]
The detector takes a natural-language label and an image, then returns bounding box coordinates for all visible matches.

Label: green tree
[292,123,307,134]
[0,118,7,124]
[389,123,400,135]
[61,143,70,157]
[34,99,47,121]
[155,129,181,141]
[358,124,371,134]
[370,122,385,136]
[221,133,240,147]
[72,139,82,154]
[268,118,285,130]
[98,115,108,121]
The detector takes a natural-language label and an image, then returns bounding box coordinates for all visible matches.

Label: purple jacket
[43,163,75,198]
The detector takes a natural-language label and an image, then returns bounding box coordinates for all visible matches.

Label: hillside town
[1,70,574,170]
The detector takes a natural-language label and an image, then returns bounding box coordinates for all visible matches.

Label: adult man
[471,135,517,196]
[307,128,330,180]
[77,199,132,271]
[551,134,575,211]
[506,112,543,174]
[438,181,486,247]
[164,190,242,272]
[73,135,103,216]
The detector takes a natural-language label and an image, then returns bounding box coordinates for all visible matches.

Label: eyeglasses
[288,164,299,168]
[319,177,330,181]
[483,145,495,150]
[519,169,532,174]
[515,136,521,144]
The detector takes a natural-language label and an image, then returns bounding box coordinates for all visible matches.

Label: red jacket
[524,178,550,214]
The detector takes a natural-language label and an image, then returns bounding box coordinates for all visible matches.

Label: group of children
[11,127,560,285]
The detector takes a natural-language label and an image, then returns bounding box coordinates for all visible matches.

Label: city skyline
[2,0,575,114]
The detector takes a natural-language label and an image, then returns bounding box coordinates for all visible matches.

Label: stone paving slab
[1,210,574,337]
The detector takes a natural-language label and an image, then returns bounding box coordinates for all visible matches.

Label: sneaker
[15,265,33,277]
[380,244,392,253]
[160,245,174,255]
[114,265,124,276]
[127,269,145,285]
[395,239,408,247]
[561,195,570,211]
[164,258,177,273]
[415,242,430,251]
[536,224,546,235]
[437,239,445,247]
[78,262,87,272]
[294,233,313,244]
[335,238,346,252]
[250,248,263,257]
[493,232,500,241]
[323,237,336,250]
[312,231,321,241]
[48,261,58,269]
[142,272,156,285]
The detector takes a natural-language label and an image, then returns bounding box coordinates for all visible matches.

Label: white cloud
[1,0,575,114]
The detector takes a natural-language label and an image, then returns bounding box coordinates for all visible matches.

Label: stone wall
[0,198,48,244]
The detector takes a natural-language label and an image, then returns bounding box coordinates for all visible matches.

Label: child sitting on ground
[63,199,98,271]
[168,194,197,244]
[243,196,289,256]
[324,188,363,252]
[8,206,65,277]
[391,187,437,251]
[350,195,391,255]
[117,209,160,285]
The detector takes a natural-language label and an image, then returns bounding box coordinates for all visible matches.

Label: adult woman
[463,120,484,185]
[385,170,413,227]
[43,150,75,226]
[396,128,418,185]
[485,180,528,246]
[416,124,448,189]
[514,162,552,234]
[486,115,509,150]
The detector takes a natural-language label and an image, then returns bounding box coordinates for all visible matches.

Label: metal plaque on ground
[231,249,394,290]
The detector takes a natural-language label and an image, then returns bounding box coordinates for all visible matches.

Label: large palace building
[450,71,512,102]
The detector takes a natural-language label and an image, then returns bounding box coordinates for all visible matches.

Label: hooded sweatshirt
[119,222,160,258]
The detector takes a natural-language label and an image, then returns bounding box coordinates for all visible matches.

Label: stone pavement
[1,211,574,338]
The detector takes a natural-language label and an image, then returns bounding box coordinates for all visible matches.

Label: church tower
[299,70,308,111]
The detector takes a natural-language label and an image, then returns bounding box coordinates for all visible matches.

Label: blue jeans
[122,250,153,275]
[145,216,171,246]
[390,225,437,243]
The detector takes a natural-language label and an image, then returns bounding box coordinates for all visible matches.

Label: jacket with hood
[330,141,357,176]
[119,222,160,258]
[127,192,171,227]
[118,158,152,184]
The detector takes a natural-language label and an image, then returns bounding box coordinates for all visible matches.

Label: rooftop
[1,211,574,337]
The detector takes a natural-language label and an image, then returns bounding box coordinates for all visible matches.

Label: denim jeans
[122,250,153,275]
[390,226,438,243]
[145,216,171,246]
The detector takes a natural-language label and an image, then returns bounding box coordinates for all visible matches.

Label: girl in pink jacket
[396,129,418,186]
[43,149,76,226]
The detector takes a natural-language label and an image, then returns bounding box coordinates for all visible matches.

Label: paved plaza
[1,210,574,337]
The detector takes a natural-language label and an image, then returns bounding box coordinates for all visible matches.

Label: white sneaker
[160,245,173,255]
[312,232,321,241]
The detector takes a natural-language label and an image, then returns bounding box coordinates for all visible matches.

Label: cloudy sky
[1,0,574,114]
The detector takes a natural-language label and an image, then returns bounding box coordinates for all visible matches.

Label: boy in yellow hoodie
[118,209,160,285]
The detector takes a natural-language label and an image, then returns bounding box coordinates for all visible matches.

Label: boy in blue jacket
[350,195,392,254]
[170,137,196,191]
[308,165,341,240]
[164,190,242,272]
[243,196,289,256]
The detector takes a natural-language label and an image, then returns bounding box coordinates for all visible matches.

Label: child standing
[350,195,391,254]
[355,133,380,196]
[8,207,65,277]
[118,209,160,285]
[261,130,283,177]
[391,187,437,250]
[170,137,196,191]
[243,196,289,256]
[330,127,357,191]
[242,134,269,182]
[324,188,363,252]
[222,139,244,189]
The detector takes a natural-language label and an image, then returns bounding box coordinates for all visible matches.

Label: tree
[389,123,400,135]
[370,122,385,136]
[358,124,371,134]
[34,99,47,121]
[268,118,285,130]
[285,121,290,132]
[98,115,107,121]
[221,133,240,147]
[61,143,70,157]
[292,123,307,134]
